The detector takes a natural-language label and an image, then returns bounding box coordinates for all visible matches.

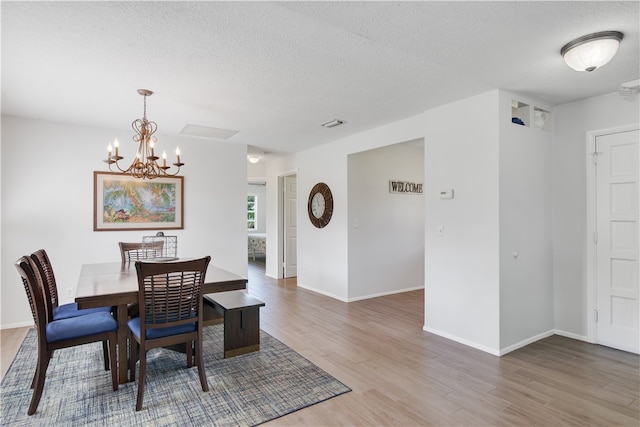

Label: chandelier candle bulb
[114,139,119,156]
[176,147,181,165]
[162,151,167,167]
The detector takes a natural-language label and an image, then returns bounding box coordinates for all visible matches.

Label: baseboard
[553,329,590,343]
[555,329,639,354]
[421,326,562,357]
[297,284,424,303]
[499,329,555,355]
[297,283,349,302]
[422,325,501,356]
[1,320,34,330]
[346,286,424,302]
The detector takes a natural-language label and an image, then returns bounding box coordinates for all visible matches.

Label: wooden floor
[2,259,639,426]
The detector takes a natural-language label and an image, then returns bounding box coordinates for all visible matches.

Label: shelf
[533,107,550,131]
[511,99,550,131]
[511,101,529,127]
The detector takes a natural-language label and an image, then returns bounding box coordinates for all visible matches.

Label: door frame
[277,169,298,279]
[586,123,639,344]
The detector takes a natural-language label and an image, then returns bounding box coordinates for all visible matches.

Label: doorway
[248,181,267,265]
[280,174,297,279]
[347,139,424,300]
[589,127,639,353]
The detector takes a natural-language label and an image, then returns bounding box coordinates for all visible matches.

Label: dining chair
[118,241,164,319]
[128,256,211,411]
[30,249,112,370]
[15,256,118,416]
[119,241,164,265]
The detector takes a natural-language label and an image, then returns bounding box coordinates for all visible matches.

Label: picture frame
[93,171,184,231]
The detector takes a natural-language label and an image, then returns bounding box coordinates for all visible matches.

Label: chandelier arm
[106,158,129,173]
[164,166,181,177]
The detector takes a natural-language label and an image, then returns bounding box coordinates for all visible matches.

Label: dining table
[75,260,247,384]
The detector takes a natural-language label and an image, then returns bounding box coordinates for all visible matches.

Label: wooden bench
[204,290,265,358]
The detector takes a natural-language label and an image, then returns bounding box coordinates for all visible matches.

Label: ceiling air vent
[321,119,345,128]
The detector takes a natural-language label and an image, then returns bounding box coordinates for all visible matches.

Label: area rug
[1,325,350,426]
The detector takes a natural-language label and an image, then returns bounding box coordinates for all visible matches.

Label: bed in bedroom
[248,233,266,261]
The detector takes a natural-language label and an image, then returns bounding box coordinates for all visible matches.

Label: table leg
[116,304,129,384]
[223,307,261,358]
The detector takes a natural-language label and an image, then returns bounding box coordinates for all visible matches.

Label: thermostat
[440,189,454,199]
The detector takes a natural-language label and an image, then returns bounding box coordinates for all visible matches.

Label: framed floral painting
[93,171,184,231]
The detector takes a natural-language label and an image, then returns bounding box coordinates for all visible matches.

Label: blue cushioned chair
[15,256,118,416]
[30,249,112,370]
[30,249,113,321]
[128,256,211,411]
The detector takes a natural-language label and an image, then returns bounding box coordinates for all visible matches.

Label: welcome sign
[389,180,423,195]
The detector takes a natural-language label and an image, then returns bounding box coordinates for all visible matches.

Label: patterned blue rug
[1,325,350,426]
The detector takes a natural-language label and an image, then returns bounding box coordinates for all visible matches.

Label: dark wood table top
[76,260,247,309]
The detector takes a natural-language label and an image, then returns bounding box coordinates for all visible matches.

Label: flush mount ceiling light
[247,155,261,164]
[561,31,623,72]
[321,119,345,128]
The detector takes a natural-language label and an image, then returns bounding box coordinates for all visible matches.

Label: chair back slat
[135,257,211,330]
[29,250,58,319]
[15,257,47,340]
[119,241,165,264]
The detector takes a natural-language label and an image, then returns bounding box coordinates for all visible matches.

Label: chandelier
[104,89,183,179]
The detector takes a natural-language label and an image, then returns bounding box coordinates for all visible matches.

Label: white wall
[1,115,248,328]
[423,91,502,354]
[499,91,554,351]
[552,92,640,339]
[347,140,425,300]
[267,89,557,355]
[293,146,350,300]
[267,113,427,300]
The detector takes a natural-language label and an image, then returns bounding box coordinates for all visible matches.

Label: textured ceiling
[2,1,638,156]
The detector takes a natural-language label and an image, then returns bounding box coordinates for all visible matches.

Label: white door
[283,175,297,278]
[595,129,639,353]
